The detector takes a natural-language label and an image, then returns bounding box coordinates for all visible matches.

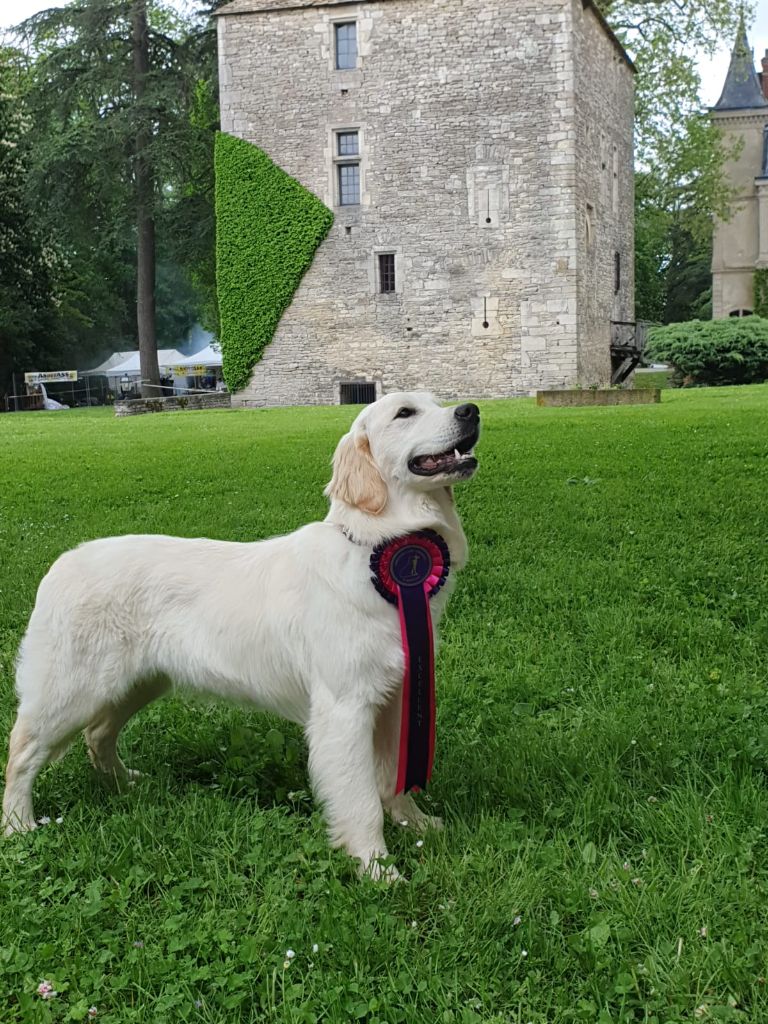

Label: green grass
[1,388,768,1023]
[633,370,672,390]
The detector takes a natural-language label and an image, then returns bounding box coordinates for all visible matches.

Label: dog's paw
[112,768,143,792]
[392,809,444,833]
[3,817,37,838]
[413,813,443,833]
[360,857,405,884]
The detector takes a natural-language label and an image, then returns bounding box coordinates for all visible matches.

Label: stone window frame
[331,18,360,72]
[370,247,403,297]
[330,126,365,209]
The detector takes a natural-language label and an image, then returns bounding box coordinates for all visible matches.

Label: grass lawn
[632,371,672,390]
[1,386,768,1024]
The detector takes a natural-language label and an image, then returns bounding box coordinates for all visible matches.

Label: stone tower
[215,0,636,406]
[711,19,768,318]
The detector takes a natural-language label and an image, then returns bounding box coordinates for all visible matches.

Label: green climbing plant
[754,269,768,319]
[215,132,333,393]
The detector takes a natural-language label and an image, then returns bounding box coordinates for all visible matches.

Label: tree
[15,0,218,395]
[131,0,159,394]
[0,50,58,401]
[597,0,749,323]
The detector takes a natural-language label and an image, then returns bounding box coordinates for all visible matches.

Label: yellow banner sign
[25,370,78,384]
[172,365,208,376]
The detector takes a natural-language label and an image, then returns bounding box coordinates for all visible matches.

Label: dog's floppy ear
[325,430,388,515]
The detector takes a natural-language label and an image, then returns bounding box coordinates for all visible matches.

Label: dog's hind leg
[84,676,170,789]
[3,629,93,834]
[2,710,84,836]
[374,691,444,834]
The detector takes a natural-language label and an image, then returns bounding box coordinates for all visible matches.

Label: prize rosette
[370,530,451,794]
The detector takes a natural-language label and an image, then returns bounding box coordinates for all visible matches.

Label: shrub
[645,316,768,387]
[214,132,333,393]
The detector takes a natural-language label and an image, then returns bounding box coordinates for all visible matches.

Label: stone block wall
[711,110,768,317]
[217,0,634,407]
[572,0,635,386]
[114,394,232,417]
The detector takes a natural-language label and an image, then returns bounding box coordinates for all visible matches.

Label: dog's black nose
[454,403,480,424]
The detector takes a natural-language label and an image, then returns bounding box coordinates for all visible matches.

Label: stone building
[215,0,635,406]
[711,21,768,319]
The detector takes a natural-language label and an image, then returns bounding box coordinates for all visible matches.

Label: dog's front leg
[374,692,444,833]
[306,692,397,881]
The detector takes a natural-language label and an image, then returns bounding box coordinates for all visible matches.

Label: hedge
[645,316,768,387]
[214,132,334,393]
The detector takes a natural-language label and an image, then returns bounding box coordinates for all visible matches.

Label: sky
[2,0,768,109]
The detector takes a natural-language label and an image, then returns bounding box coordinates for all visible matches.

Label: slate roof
[713,17,768,111]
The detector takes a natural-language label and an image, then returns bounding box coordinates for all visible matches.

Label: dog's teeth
[454,448,461,459]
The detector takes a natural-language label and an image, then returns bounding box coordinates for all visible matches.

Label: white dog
[2,391,480,877]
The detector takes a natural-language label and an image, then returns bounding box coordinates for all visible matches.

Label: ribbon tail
[424,582,436,784]
[395,582,435,794]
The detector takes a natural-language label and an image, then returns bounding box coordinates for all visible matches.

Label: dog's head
[325,391,480,515]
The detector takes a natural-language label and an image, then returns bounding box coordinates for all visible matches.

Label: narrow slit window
[338,163,360,206]
[586,203,594,247]
[335,22,357,70]
[378,253,396,293]
[614,251,621,294]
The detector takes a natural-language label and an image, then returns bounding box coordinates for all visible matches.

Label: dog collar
[370,530,450,795]
[338,524,368,547]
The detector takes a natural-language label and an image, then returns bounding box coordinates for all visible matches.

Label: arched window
[729,309,753,317]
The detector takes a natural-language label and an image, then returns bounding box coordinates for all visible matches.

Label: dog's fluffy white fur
[2,391,479,877]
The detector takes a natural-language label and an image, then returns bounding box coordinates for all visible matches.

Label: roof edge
[582,0,636,73]
[215,0,637,61]
[214,0,369,16]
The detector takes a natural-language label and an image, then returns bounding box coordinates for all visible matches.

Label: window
[335,22,357,70]
[614,251,621,294]
[338,163,360,206]
[378,253,396,293]
[337,131,359,156]
[334,129,361,206]
[729,309,753,317]
[340,381,376,404]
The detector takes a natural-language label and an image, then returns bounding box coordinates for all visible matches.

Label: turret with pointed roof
[713,14,768,111]
[710,18,768,318]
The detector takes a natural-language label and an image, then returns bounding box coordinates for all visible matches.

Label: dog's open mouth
[408,430,479,477]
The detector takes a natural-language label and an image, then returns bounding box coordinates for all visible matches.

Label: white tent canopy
[83,343,222,378]
[178,344,222,369]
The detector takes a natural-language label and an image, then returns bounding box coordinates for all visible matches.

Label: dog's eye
[394,407,416,420]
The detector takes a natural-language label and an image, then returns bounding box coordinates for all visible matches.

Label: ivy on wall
[215,132,334,393]
[754,269,768,319]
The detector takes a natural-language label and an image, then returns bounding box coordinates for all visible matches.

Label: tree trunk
[132,0,160,398]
